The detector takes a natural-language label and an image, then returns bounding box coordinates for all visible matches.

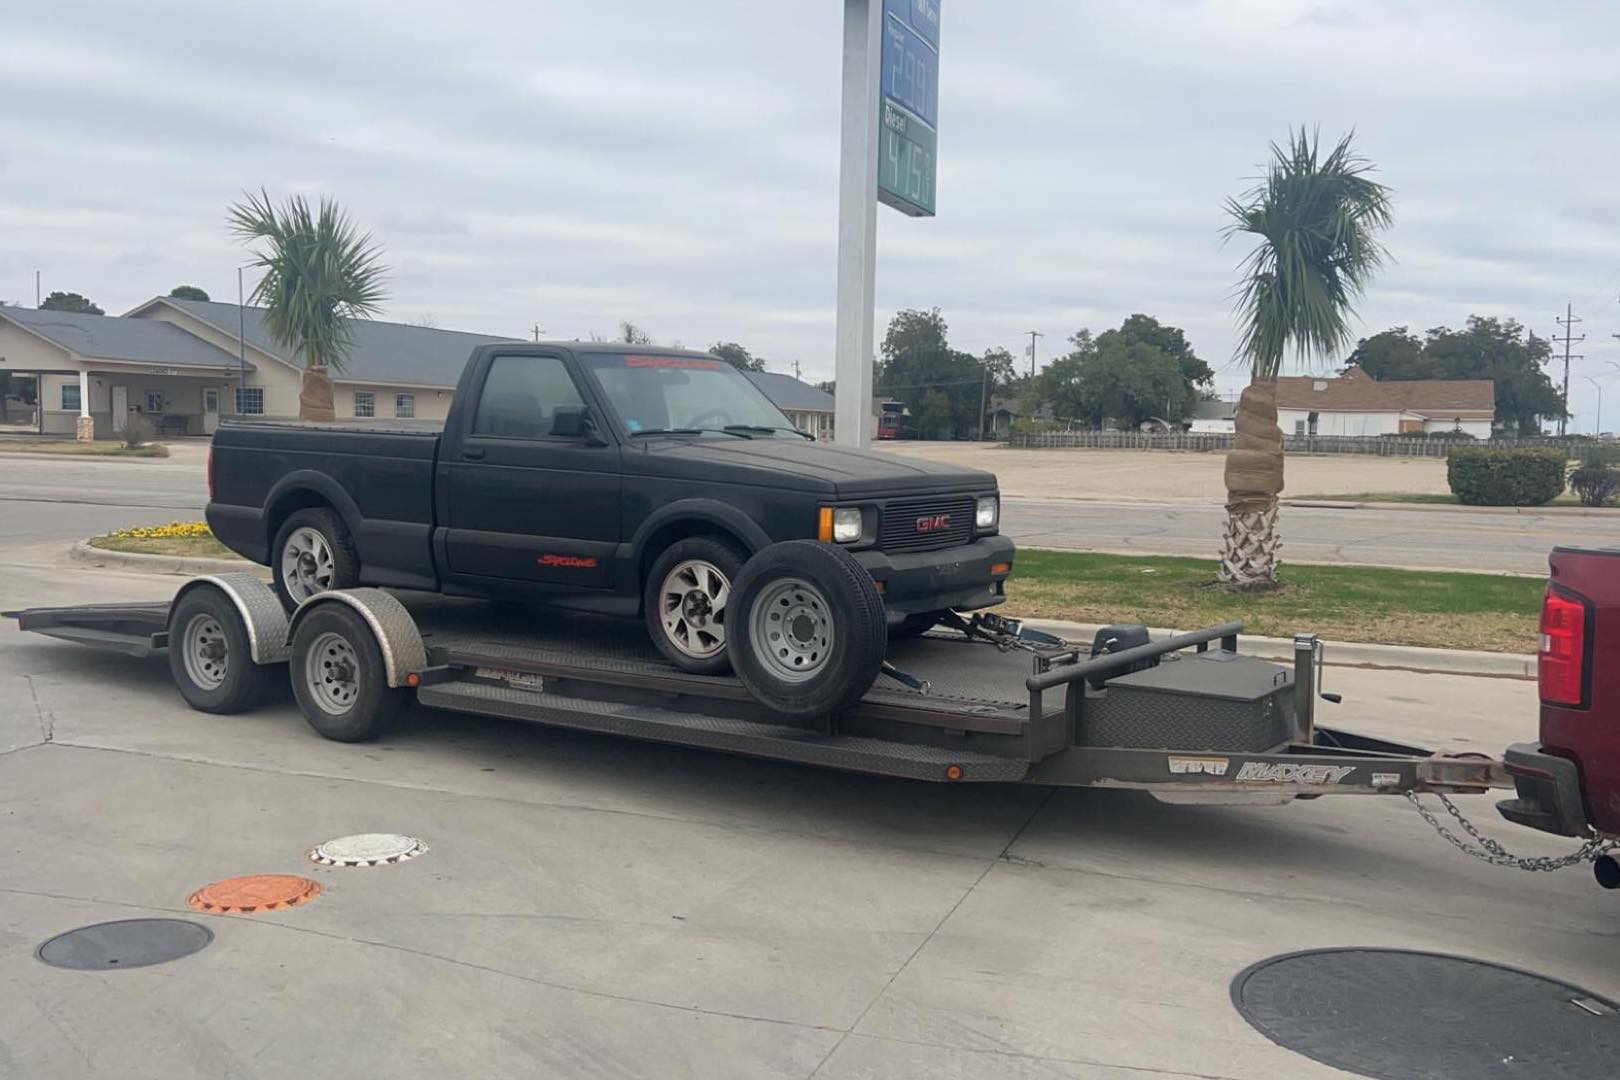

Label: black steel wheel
[272,508,360,611]
[727,540,886,719]
[167,586,275,714]
[289,602,403,742]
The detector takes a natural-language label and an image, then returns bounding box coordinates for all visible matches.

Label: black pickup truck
[207,343,1014,674]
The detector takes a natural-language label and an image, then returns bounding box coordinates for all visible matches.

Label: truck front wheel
[644,536,747,675]
[272,508,360,610]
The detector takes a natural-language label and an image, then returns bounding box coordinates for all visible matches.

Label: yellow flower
[109,521,214,540]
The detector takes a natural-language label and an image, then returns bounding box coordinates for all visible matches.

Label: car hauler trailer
[5,570,1506,803]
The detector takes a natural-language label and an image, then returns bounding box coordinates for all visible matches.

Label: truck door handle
[461,448,485,460]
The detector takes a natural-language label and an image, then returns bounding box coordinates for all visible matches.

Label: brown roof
[1274,368,1494,416]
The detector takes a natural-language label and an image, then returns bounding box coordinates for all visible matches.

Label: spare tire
[727,540,886,719]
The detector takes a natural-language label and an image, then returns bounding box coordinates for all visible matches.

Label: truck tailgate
[1543,546,1620,834]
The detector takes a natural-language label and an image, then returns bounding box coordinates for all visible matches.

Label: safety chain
[1405,791,1620,872]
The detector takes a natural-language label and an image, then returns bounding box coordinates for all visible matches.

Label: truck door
[441,352,620,589]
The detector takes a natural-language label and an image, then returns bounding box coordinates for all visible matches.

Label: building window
[235,387,264,415]
[354,391,375,418]
[61,384,81,412]
[395,393,415,418]
[146,390,165,413]
[1294,420,1306,436]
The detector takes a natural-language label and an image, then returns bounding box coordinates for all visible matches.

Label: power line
[1553,303,1585,436]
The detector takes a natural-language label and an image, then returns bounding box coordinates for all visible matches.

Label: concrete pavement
[2,500,1617,1079]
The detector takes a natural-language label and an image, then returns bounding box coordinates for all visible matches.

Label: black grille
[878,495,975,553]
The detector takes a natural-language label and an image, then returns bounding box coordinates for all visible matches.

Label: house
[1273,369,1494,437]
[0,297,840,439]
[1186,397,1237,434]
[741,370,835,439]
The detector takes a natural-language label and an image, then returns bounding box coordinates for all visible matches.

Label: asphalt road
[1,487,1617,1078]
[2,449,1607,573]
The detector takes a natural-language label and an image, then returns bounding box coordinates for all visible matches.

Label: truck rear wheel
[167,585,276,714]
[272,508,360,611]
[289,602,404,742]
[644,536,747,675]
[728,541,886,719]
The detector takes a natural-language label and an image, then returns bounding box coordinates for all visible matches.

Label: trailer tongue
[4,572,1504,802]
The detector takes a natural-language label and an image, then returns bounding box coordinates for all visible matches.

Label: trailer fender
[171,574,291,665]
[286,589,425,688]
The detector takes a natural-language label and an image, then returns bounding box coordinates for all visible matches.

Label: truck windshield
[581,353,802,437]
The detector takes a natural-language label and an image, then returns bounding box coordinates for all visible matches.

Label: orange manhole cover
[187,874,321,915]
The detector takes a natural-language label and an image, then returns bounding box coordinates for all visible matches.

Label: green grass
[89,534,239,558]
[1004,550,1541,653]
[1290,491,1600,508]
[0,440,169,458]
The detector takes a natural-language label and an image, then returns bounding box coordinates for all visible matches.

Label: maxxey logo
[537,554,598,569]
[916,514,951,533]
[1235,762,1355,785]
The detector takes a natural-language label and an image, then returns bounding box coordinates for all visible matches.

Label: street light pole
[237,267,248,414]
[1583,376,1603,437]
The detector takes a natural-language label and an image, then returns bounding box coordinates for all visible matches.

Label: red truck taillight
[1539,586,1589,708]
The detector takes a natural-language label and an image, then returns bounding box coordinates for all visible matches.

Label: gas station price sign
[877,0,940,217]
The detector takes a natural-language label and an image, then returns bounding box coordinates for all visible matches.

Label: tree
[709,341,765,371]
[1221,129,1393,587]
[619,321,652,345]
[876,309,983,438]
[1102,314,1214,392]
[1422,318,1563,435]
[40,291,103,315]
[228,189,387,420]
[1030,318,1210,430]
[1343,327,1431,380]
[168,285,210,302]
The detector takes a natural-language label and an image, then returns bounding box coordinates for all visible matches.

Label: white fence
[1006,431,1587,458]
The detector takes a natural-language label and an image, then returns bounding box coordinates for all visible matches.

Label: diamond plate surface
[1232,948,1620,1080]
[418,681,1029,782]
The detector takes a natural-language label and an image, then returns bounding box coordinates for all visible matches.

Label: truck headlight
[832,507,863,543]
[975,496,999,531]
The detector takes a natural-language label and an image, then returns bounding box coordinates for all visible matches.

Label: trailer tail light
[206,445,215,501]
[1538,586,1589,708]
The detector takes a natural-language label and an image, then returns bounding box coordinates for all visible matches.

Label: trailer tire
[728,540,886,719]
[289,602,404,742]
[272,508,360,611]
[167,586,276,714]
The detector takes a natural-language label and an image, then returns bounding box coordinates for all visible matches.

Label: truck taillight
[1538,586,1589,708]
[206,446,215,501]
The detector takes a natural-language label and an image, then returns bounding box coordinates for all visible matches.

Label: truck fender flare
[627,500,772,565]
[264,470,365,539]
[171,573,290,665]
[285,589,426,689]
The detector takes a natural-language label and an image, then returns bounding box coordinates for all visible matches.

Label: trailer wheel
[728,540,886,719]
[289,602,404,742]
[167,586,276,714]
[272,508,360,611]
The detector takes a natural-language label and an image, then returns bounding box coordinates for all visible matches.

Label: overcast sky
[4,0,1619,427]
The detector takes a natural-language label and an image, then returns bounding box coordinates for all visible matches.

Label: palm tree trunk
[299,366,336,422]
[1220,378,1285,587]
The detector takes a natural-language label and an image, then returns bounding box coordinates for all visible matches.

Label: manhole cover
[1232,948,1620,1080]
[187,874,321,914]
[37,919,213,971]
[308,832,426,867]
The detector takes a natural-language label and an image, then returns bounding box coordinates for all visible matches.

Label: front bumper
[1496,742,1592,837]
[854,534,1015,623]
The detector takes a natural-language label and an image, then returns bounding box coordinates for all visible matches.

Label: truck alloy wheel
[644,536,747,675]
[727,540,887,719]
[166,585,275,714]
[271,508,361,611]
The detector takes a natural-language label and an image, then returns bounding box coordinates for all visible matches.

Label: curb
[1019,617,1535,680]
[69,539,262,578]
[1284,499,1617,518]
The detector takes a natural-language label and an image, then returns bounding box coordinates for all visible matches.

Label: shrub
[1569,464,1620,507]
[1447,447,1566,506]
[1578,444,1620,468]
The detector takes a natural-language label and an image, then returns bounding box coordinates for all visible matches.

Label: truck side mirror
[551,405,602,443]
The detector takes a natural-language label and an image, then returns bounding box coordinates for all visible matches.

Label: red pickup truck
[1498,545,1620,884]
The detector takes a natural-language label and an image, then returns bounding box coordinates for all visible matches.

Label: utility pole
[1552,304,1584,436]
[792,359,802,380]
[1025,330,1043,378]
[531,324,544,342]
[35,270,40,308]
[978,364,990,441]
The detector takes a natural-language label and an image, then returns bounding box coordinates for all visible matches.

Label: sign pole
[833,0,882,448]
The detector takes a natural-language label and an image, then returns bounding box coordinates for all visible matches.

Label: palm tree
[227,190,387,420]
[1220,129,1393,588]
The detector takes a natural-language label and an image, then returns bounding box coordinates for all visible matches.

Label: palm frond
[1224,128,1393,381]
[227,189,388,374]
